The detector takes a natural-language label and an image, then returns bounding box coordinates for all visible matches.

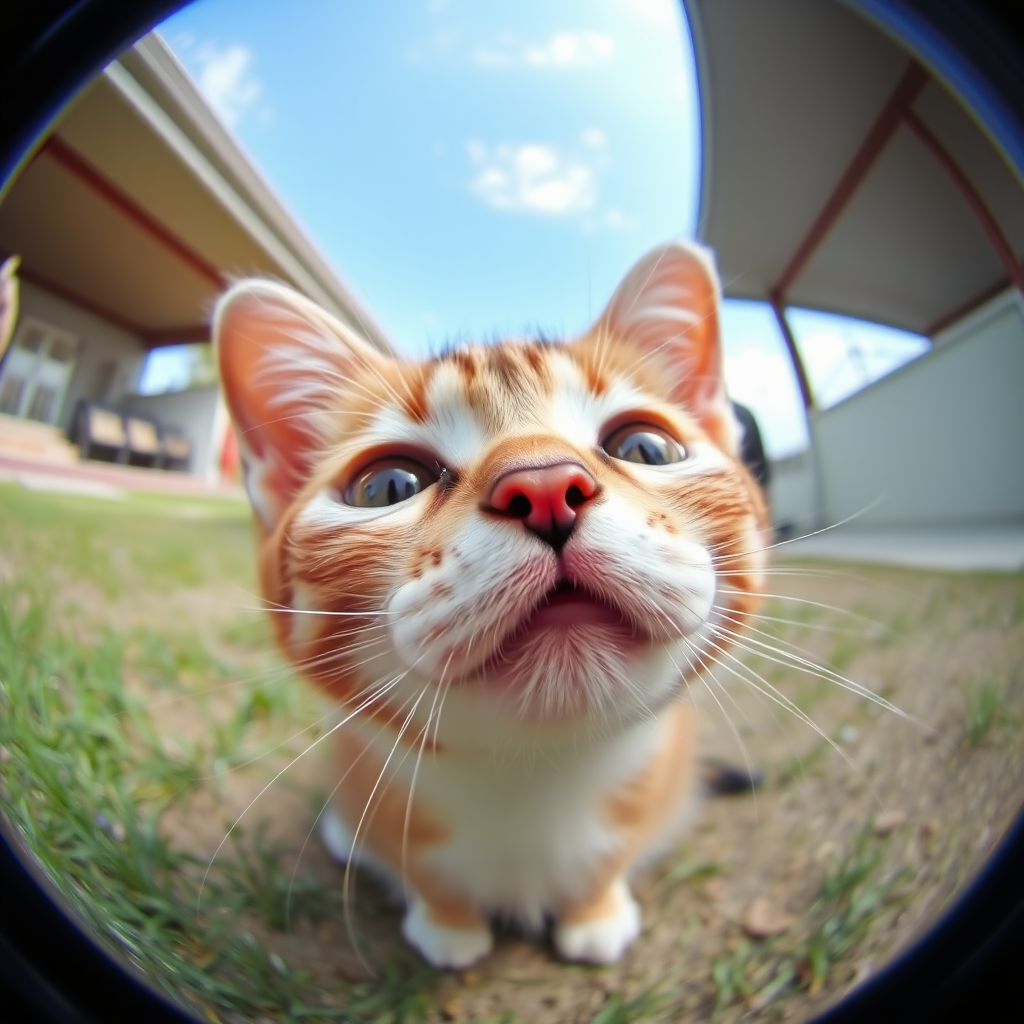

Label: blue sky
[150,0,927,459]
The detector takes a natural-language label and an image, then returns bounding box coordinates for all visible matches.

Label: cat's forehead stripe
[358,345,663,469]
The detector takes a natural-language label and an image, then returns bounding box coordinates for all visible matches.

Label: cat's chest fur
[332,708,692,927]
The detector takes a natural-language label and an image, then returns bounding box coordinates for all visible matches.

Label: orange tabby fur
[215,242,768,967]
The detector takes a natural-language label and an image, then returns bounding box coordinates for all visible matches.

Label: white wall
[16,281,147,434]
[811,288,1024,527]
[119,385,223,481]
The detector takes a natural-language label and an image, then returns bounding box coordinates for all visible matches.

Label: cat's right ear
[595,242,739,455]
[214,280,387,528]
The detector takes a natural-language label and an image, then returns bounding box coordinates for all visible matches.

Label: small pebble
[94,813,126,842]
[874,809,906,836]
[440,998,463,1022]
[837,724,859,744]
[814,839,839,864]
[850,959,874,989]
[703,878,726,902]
[742,896,796,938]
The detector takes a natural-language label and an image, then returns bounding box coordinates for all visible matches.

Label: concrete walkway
[0,451,245,501]
[776,522,1024,573]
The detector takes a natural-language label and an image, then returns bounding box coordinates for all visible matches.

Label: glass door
[0,317,78,425]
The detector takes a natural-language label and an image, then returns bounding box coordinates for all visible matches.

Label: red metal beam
[903,111,1024,296]
[2,248,214,349]
[143,324,211,347]
[773,61,930,299]
[768,297,814,410]
[3,252,147,336]
[924,276,1011,337]
[42,136,227,290]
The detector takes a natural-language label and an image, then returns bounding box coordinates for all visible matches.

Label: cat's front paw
[402,899,494,969]
[554,879,642,964]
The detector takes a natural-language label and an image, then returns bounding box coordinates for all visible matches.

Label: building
[686,0,1024,544]
[0,32,388,483]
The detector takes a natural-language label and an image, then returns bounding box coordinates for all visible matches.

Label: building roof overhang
[0,34,391,353]
[685,0,1024,341]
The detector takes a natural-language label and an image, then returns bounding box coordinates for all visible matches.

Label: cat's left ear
[214,280,390,528]
[596,242,738,455]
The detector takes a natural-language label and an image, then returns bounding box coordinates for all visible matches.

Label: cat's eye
[344,458,438,507]
[602,424,685,466]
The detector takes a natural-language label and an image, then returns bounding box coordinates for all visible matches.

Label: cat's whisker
[697,632,863,782]
[256,606,396,619]
[711,496,888,568]
[710,620,914,723]
[197,660,422,916]
[738,609,878,637]
[342,677,432,973]
[402,656,453,896]
[202,656,405,782]
[676,635,761,818]
[715,589,883,627]
[285,702,402,936]
[715,609,879,669]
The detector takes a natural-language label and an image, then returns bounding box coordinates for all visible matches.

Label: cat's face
[216,244,768,748]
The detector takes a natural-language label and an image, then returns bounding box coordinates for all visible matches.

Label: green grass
[589,982,668,1024]
[963,678,1016,747]
[708,823,908,1015]
[0,484,442,1023]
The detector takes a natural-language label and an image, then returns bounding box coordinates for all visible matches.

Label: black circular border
[1,2,1022,1020]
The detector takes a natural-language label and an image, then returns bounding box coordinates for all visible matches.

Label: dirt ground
[160,558,1024,1023]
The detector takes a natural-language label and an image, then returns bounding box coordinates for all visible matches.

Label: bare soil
[162,559,1024,1023]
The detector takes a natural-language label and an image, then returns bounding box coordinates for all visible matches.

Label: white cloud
[604,207,637,230]
[190,43,263,127]
[466,132,608,215]
[622,0,679,27]
[471,31,615,69]
[525,31,615,67]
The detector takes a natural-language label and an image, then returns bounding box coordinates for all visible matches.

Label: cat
[213,241,769,969]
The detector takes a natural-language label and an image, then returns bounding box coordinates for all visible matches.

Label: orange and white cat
[214,242,769,969]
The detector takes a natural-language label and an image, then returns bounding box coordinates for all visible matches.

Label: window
[0,316,79,424]
[787,307,929,410]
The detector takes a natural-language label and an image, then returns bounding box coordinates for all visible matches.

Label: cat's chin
[472,588,655,720]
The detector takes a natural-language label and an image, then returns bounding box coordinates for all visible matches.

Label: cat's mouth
[474,577,650,692]
[524,578,632,631]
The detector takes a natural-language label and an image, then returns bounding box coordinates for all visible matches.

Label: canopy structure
[685,0,1024,407]
[0,34,388,353]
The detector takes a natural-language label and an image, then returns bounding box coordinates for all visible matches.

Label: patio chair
[74,402,126,464]
[159,429,191,472]
[123,415,161,468]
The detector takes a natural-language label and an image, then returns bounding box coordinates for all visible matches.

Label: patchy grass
[590,982,668,1023]
[963,678,1016,748]
[0,483,441,1023]
[2,482,1024,1024]
[708,824,908,1016]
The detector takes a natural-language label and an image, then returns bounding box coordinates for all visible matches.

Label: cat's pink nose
[488,462,597,551]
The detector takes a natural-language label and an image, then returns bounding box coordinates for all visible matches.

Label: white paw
[554,880,642,964]
[320,806,356,864]
[402,899,493,969]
